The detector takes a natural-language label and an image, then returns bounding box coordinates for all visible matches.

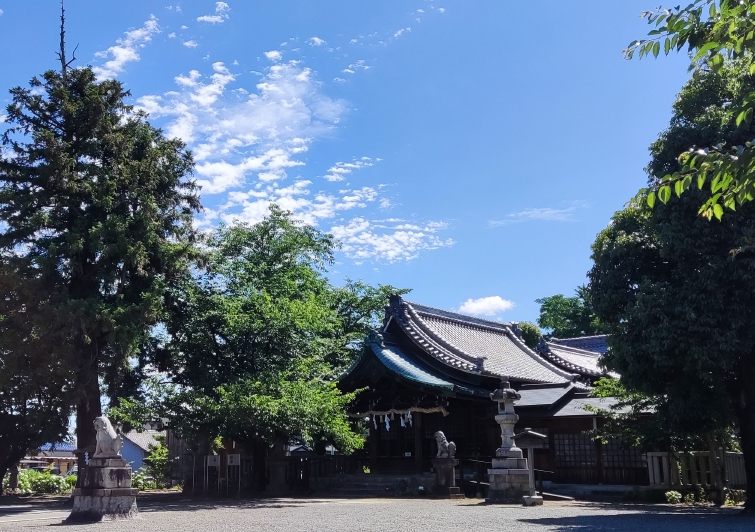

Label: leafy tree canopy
[0,66,200,471]
[535,287,606,338]
[115,207,406,458]
[517,321,542,349]
[588,61,755,509]
[628,0,755,219]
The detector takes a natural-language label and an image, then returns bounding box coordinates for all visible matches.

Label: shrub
[3,470,69,495]
[695,486,708,503]
[64,475,77,490]
[132,469,157,491]
[683,492,695,503]
[143,436,172,488]
[665,491,682,504]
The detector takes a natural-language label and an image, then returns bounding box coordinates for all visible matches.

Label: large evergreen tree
[0,65,200,476]
[589,62,755,510]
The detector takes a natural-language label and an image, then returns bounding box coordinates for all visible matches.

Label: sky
[0,1,692,326]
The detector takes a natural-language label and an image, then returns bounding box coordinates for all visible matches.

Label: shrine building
[339,295,648,486]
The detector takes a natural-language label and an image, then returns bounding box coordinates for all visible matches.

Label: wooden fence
[646,451,746,489]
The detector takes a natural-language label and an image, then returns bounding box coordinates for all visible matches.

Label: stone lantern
[486,378,540,505]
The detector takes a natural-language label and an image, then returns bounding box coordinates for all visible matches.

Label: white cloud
[264,50,282,61]
[181,25,189,29]
[342,59,369,74]
[0,9,4,15]
[333,77,347,83]
[308,36,326,46]
[417,9,424,13]
[92,16,160,79]
[183,40,199,48]
[331,218,453,263]
[324,158,375,182]
[136,56,452,263]
[168,32,176,38]
[197,1,230,23]
[0,114,6,123]
[439,7,446,13]
[394,28,411,38]
[489,201,587,226]
[459,296,515,317]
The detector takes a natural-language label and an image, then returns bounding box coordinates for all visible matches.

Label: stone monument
[431,431,462,498]
[486,378,539,505]
[67,416,139,522]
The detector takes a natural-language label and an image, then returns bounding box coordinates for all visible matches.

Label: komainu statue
[93,416,123,457]
[434,431,457,459]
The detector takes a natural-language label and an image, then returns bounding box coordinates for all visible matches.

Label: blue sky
[0,1,691,325]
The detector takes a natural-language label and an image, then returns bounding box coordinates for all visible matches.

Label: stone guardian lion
[93,415,123,457]
[433,431,456,459]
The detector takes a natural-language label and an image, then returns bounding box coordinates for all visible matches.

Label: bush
[64,475,77,490]
[143,436,172,488]
[695,486,708,503]
[132,469,157,491]
[3,470,69,495]
[683,492,695,503]
[665,491,682,504]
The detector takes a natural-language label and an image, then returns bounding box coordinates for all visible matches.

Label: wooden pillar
[414,412,423,473]
[369,421,379,474]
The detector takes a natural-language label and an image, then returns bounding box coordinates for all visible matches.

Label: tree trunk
[251,438,267,492]
[735,353,755,513]
[74,362,102,488]
[8,465,18,492]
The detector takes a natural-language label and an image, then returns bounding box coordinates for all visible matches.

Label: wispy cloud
[459,296,515,317]
[307,36,326,46]
[342,59,369,74]
[331,219,453,263]
[92,16,160,79]
[197,1,230,23]
[0,9,4,16]
[489,201,587,227]
[394,28,411,38]
[324,157,375,182]
[183,40,198,48]
[264,50,282,61]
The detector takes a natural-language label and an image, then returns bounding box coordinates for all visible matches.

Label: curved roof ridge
[405,302,485,368]
[406,300,512,330]
[500,323,580,381]
[392,300,481,372]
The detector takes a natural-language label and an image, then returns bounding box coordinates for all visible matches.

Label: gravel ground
[1,498,754,531]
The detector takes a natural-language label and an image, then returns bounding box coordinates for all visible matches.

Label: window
[553,433,596,467]
[602,438,646,468]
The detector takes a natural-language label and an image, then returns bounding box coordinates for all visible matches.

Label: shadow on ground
[519,502,754,531]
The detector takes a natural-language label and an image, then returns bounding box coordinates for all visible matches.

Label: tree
[517,321,542,349]
[151,207,405,489]
[0,65,200,477]
[0,271,74,493]
[535,287,606,338]
[627,1,755,220]
[588,62,755,511]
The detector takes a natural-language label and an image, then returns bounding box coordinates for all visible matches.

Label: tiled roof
[368,339,455,391]
[552,396,622,417]
[515,385,575,408]
[123,431,165,453]
[536,339,617,379]
[387,296,575,384]
[550,335,608,354]
[39,442,76,452]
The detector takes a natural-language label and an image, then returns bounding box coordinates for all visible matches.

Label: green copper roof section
[368,341,455,391]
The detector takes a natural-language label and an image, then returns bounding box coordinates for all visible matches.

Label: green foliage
[517,321,542,349]
[2,470,69,495]
[684,492,696,503]
[665,490,682,504]
[627,1,755,218]
[0,65,200,459]
[148,207,400,452]
[535,286,606,338]
[65,475,77,491]
[131,469,157,491]
[143,435,171,488]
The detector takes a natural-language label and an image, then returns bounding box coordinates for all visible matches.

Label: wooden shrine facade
[339,295,648,486]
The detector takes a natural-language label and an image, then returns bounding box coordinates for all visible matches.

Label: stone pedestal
[67,457,138,522]
[432,458,462,498]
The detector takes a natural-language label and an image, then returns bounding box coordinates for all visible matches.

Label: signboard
[227,454,240,466]
[206,455,219,467]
